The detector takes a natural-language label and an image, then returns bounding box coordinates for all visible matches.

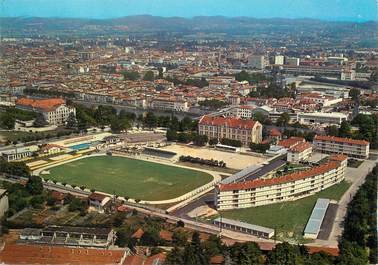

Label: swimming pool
[69,143,91,150]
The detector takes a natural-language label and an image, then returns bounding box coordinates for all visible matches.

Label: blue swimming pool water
[69,143,91,150]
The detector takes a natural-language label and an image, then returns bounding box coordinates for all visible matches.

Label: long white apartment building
[313,135,369,159]
[215,155,347,210]
[150,98,189,112]
[297,112,348,125]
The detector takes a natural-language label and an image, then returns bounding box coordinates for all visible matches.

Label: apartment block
[313,135,369,159]
[215,155,347,210]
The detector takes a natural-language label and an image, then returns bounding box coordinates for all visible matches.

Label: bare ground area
[160,144,266,170]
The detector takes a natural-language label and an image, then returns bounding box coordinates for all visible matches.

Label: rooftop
[213,217,274,234]
[218,161,340,192]
[0,244,126,265]
[304,198,330,235]
[199,115,258,130]
[16,97,67,112]
[314,135,369,146]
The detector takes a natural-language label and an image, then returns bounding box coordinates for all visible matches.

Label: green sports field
[45,155,213,201]
[219,180,351,242]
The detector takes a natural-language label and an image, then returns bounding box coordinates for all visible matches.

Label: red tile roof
[289,142,312,153]
[0,244,125,264]
[329,154,348,162]
[277,137,305,148]
[256,242,339,257]
[306,246,339,256]
[159,230,173,241]
[123,255,145,265]
[131,228,144,239]
[218,161,340,191]
[199,115,257,129]
[89,192,108,202]
[270,128,282,137]
[314,135,369,146]
[16,98,66,112]
[144,253,166,265]
[210,255,225,264]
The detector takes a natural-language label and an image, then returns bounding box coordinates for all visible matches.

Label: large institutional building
[313,135,370,159]
[198,115,262,146]
[16,98,76,126]
[215,154,347,210]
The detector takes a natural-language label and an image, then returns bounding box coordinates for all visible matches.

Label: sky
[0,0,376,21]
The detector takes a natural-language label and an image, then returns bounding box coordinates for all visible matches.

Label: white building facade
[215,155,347,210]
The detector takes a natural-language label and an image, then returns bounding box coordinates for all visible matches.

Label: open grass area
[220,180,351,242]
[0,131,52,143]
[45,155,213,201]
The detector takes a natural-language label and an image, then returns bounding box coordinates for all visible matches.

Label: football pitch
[45,155,213,201]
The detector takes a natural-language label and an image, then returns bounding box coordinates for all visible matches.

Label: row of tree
[0,107,37,130]
[325,113,378,148]
[338,164,377,264]
[0,158,30,177]
[219,138,242,147]
[198,99,228,110]
[166,130,208,146]
[249,143,271,153]
[179,155,226,168]
[166,232,336,265]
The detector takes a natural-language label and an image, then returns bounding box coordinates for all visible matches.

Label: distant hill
[0,15,377,46]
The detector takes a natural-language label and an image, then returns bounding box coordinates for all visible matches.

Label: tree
[0,113,15,129]
[192,134,208,146]
[66,112,78,129]
[220,138,242,147]
[158,67,164,78]
[30,194,45,208]
[235,70,250,82]
[209,138,218,146]
[202,234,223,258]
[179,116,194,131]
[349,88,360,101]
[26,175,43,195]
[172,230,188,246]
[229,242,264,265]
[140,229,160,246]
[122,70,140,81]
[115,228,129,247]
[338,241,368,265]
[325,125,339,136]
[165,247,184,265]
[249,143,270,153]
[68,197,87,215]
[144,112,157,128]
[166,130,178,141]
[0,159,30,177]
[177,132,191,143]
[267,242,304,265]
[112,212,127,227]
[338,120,351,137]
[110,117,131,133]
[94,105,117,125]
[33,113,48,127]
[198,99,227,110]
[276,112,290,127]
[143,70,155,81]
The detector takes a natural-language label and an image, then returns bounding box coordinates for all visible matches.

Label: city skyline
[0,0,377,22]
